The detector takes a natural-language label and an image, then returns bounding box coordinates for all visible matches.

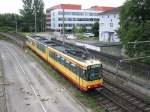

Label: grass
[0,35,16,43]
[144,96,150,102]
[26,48,105,112]
[76,34,87,40]
[0,35,8,40]
[21,32,30,35]
[0,35,21,47]
[76,34,99,41]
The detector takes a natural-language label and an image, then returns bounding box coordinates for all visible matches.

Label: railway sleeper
[98,102,112,112]
[108,106,119,111]
[144,107,150,112]
[106,79,147,104]
[100,92,132,112]
[103,87,145,112]
[100,103,121,112]
[97,94,125,112]
[102,100,110,105]
[105,103,115,109]
[133,101,145,107]
[106,103,115,108]
[124,95,132,99]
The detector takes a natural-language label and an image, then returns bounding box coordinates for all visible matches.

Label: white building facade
[50,9,100,32]
[46,4,114,32]
[99,7,120,42]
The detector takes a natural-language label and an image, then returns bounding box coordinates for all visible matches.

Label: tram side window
[48,53,86,79]
[49,51,55,59]
[84,70,89,80]
[60,57,65,64]
[79,69,87,80]
[65,60,71,70]
[76,66,80,76]
[56,55,61,62]
[63,59,75,73]
[37,43,45,53]
[71,63,76,73]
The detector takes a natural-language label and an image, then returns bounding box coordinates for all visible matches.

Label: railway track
[90,81,150,112]
[0,54,7,112]
[90,73,150,112]
[90,90,129,112]
[104,82,149,111]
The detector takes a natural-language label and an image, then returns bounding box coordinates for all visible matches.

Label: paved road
[0,40,91,112]
[0,54,6,112]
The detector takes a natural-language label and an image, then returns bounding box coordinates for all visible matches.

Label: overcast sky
[0,0,126,14]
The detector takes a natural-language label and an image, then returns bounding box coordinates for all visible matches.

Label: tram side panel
[47,48,88,91]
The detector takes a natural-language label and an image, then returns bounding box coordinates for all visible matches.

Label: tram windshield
[87,64,102,81]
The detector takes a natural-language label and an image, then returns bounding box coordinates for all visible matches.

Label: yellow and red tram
[26,35,103,91]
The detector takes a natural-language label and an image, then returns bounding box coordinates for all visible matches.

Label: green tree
[118,0,150,60]
[91,22,99,37]
[0,13,22,32]
[79,26,87,33]
[20,0,34,32]
[34,0,45,32]
[20,0,44,32]
[72,26,79,33]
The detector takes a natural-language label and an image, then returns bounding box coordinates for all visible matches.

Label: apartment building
[99,7,121,42]
[46,4,114,32]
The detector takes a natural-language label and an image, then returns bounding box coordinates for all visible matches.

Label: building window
[110,23,113,27]
[53,24,55,27]
[58,24,62,27]
[100,23,104,27]
[58,11,62,15]
[68,18,72,21]
[58,18,63,21]
[94,18,99,21]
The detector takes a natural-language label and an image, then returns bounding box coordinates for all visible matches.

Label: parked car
[83,33,94,37]
[66,35,77,40]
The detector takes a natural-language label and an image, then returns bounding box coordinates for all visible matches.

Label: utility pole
[16,21,17,33]
[42,15,45,32]
[15,16,18,33]
[62,7,65,46]
[35,2,37,33]
[41,18,42,32]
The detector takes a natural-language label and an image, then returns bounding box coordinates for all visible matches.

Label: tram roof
[28,34,101,66]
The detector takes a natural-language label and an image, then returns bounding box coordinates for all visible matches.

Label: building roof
[99,7,121,15]
[89,6,115,11]
[47,4,81,11]
[47,4,116,12]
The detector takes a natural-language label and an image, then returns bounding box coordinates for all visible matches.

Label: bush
[0,26,15,32]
